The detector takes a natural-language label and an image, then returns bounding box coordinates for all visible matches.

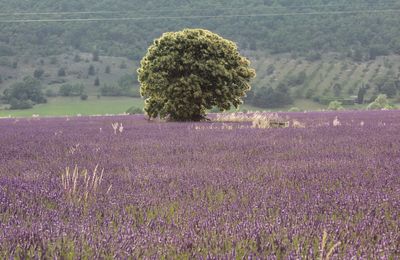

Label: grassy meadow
[0,97,143,117]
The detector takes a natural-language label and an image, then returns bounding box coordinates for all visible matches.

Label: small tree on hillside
[94,77,100,86]
[57,68,66,77]
[138,29,256,121]
[92,50,99,62]
[33,68,44,79]
[88,65,96,76]
[105,65,111,74]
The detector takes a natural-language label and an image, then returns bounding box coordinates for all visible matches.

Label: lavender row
[0,111,399,258]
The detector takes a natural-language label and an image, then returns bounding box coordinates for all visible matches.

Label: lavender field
[0,111,399,259]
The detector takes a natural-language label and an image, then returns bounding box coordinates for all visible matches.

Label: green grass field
[0,97,143,117]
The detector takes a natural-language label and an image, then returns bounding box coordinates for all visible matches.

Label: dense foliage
[2,76,46,109]
[138,29,255,121]
[0,1,400,59]
[0,111,399,258]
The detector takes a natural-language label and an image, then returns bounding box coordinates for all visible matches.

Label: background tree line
[0,0,400,60]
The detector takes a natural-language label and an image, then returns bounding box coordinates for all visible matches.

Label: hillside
[0,0,400,59]
[1,51,399,116]
[1,1,400,115]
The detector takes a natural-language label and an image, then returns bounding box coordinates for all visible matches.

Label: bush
[80,94,88,100]
[45,89,58,97]
[3,76,47,106]
[328,100,344,111]
[9,98,34,109]
[92,50,99,62]
[105,65,111,74]
[367,94,395,110]
[73,54,81,62]
[289,107,301,112]
[94,77,100,86]
[57,68,66,77]
[252,86,293,108]
[59,84,84,96]
[88,65,96,76]
[33,68,45,79]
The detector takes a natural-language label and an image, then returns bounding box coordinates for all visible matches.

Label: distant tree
[138,29,255,121]
[352,48,364,62]
[105,65,111,74]
[367,94,393,110]
[332,83,342,97]
[88,65,95,76]
[368,45,389,60]
[33,68,45,79]
[380,80,397,98]
[118,74,136,90]
[305,51,321,61]
[57,68,66,77]
[374,76,398,98]
[73,54,81,62]
[0,74,2,84]
[3,76,46,109]
[59,84,84,96]
[80,94,88,100]
[252,86,293,108]
[9,98,34,109]
[328,100,344,111]
[92,50,99,62]
[357,85,367,104]
[94,77,100,86]
[287,71,307,86]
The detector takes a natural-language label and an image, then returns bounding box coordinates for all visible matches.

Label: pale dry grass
[61,165,111,204]
[214,112,296,129]
[112,122,124,134]
[320,229,341,260]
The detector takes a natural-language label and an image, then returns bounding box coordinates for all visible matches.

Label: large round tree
[138,29,256,121]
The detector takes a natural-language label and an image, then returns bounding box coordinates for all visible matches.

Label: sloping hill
[0,0,400,59]
[1,52,399,116]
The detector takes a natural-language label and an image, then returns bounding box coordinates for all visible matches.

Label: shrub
[80,94,88,100]
[33,68,45,79]
[9,98,34,109]
[94,77,100,86]
[328,100,344,111]
[289,107,301,112]
[105,65,111,74]
[88,65,96,76]
[59,84,85,97]
[367,94,396,110]
[57,68,66,77]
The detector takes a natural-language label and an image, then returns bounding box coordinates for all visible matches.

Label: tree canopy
[138,29,255,121]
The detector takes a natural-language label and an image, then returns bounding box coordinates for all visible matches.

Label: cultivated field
[0,111,399,258]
